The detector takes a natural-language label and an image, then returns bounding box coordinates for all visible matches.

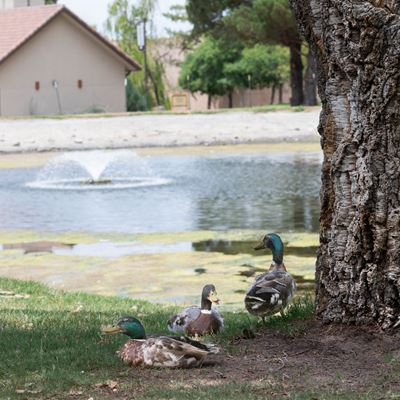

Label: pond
[0,148,321,308]
[0,150,321,233]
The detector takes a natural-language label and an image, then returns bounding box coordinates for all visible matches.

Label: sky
[59,0,191,37]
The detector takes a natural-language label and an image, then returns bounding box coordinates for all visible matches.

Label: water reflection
[192,239,318,257]
[191,153,320,231]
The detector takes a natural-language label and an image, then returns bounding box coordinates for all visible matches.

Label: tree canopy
[225,44,289,89]
[186,0,309,105]
[179,37,241,108]
[223,0,300,47]
[179,36,289,108]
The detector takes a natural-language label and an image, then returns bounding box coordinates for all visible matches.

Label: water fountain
[27,150,171,190]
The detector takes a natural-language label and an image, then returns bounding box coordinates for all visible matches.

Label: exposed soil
[3,240,74,254]
[89,320,400,399]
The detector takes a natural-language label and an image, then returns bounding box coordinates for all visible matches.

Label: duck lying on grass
[102,316,218,368]
[167,284,224,337]
[244,233,296,321]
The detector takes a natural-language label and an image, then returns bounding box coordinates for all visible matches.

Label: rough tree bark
[289,0,400,329]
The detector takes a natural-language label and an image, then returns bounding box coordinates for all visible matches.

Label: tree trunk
[289,40,304,106]
[303,47,318,106]
[147,68,161,106]
[289,0,400,329]
[279,84,283,104]
[228,92,233,108]
[270,85,276,104]
[207,94,212,110]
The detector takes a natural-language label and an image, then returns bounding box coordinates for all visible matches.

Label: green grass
[0,104,315,120]
[0,277,174,398]
[1,277,396,400]
[0,277,315,399]
[250,104,305,113]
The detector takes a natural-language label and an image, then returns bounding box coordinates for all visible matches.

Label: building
[1,0,45,8]
[0,1,140,116]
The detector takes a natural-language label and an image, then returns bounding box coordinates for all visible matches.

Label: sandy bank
[0,109,320,153]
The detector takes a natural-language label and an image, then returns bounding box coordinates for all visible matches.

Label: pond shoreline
[0,108,320,154]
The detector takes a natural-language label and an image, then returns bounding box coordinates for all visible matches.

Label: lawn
[1,277,398,400]
[0,277,314,399]
[0,104,311,121]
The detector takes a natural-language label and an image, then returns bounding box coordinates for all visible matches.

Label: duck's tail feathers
[204,342,220,354]
[176,336,220,354]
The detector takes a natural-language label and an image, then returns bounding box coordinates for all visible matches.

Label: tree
[163,4,191,44]
[225,44,289,103]
[186,0,246,37]
[289,0,400,329]
[179,37,241,109]
[126,78,147,111]
[186,0,309,106]
[45,0,57,3]
[106,0,166,109]
[225,0,304,105]
[303,46,317,106]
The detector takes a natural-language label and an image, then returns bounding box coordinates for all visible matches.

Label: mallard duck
[244,233,296,320]
[167,284,224,336]
[102,316,218,368]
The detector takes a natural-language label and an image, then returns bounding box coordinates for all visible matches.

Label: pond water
[0,151,321,233]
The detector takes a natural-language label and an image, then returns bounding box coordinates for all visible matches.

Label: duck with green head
[244,233,296,320]
[102,316,218,368]
[167,284,224,337]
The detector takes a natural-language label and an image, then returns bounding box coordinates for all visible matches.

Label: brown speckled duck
[102,316,218,368]
[244,233,296,321]
[167,284,224,337]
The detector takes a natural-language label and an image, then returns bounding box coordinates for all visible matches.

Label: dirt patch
[92,321,400,398]
[3,240,74,254]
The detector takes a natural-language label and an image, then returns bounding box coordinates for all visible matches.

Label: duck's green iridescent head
[254,233,284,264]
[102,316,146,339]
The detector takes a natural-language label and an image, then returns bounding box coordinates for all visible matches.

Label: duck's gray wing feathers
[211,309,224,329]
[142,337,209,368]
[167,306,201,334]
[245,270,296,317]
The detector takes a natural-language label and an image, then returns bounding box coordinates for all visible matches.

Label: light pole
[137,19,149,110]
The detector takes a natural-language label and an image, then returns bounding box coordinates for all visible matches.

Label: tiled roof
[0,5,141,71]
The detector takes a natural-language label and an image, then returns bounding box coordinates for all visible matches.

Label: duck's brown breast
[118,339,145,366]
[186,312,221,336]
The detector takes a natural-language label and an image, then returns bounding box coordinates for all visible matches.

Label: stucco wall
[0,13,127,116]
[1,0,44,9]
